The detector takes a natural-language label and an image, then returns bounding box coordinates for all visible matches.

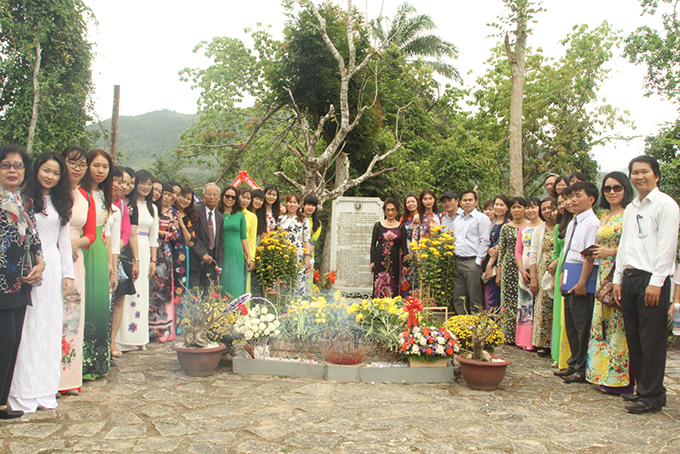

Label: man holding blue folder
[554,181,600,383]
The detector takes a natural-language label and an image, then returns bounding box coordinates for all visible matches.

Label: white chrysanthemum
[261,306,268,314]
[411,345,419,355]
[419,337,427,346]
[266,313,275,322]
[245,330,253,340]
[436,345,445,355]
[437,336,445,344]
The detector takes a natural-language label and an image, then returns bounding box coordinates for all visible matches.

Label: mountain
[89,109,198,169]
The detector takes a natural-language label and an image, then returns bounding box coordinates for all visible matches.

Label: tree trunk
[26,42,41,154]
[504,8,528,197]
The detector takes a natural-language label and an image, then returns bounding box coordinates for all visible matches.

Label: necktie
[208,210,215,250]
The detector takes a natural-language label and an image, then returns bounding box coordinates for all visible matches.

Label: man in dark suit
[189,183,224,292]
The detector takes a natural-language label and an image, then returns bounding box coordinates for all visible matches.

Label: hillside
[89,110,198,169]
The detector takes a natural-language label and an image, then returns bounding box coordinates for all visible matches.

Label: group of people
[369,156,680,414]
[1,140,678,419]
[0,144,323,420]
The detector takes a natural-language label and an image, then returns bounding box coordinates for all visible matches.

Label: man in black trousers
[189,182,224,292]
[613,155,680,414]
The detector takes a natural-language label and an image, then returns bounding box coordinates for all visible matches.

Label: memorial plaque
[329,197,383,293]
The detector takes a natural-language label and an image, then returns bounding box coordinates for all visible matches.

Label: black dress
[370,222,408,298]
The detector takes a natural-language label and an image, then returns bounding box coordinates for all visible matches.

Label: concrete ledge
[360,363,454,383]
[327,364,360,382]
[232,352,327,380]
[233,352,454,383]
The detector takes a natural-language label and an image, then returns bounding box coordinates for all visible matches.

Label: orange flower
[426,348,432,355]
[408,338,414,345]
[403,331,409,338]
[423,327,430,336]
[448,339,455,346]
[446,348,453,355]
[401,343,408,351]
[444,331,451,339]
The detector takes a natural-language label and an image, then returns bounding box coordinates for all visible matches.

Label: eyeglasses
[0,162,24,170]
[66,160,88,171]
[603,185,623,194]
[223,194,236,200]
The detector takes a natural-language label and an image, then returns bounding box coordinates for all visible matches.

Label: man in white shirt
[451,190,491,315]
[613,155,680,414]
[554,181,600,384]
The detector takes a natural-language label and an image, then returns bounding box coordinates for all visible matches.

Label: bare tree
[271,0,402,206]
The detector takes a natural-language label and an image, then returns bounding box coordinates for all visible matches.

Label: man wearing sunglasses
[613,155,680,414]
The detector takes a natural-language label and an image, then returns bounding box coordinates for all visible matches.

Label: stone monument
[328,196,383,295]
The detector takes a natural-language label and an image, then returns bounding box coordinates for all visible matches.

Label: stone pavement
[3,342,680,454]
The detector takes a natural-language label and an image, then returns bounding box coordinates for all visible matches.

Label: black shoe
[621,393,639,402]
[536,349,551,357]
[0,408,24,419]
[553,367,576,377]
[562,373,586,383]
[625,401,660,414]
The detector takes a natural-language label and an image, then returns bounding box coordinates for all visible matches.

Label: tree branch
[273,171,305,192]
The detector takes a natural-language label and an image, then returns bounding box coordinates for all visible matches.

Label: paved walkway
[3,342,680,454]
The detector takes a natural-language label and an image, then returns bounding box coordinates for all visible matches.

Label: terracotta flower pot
[173,342,226,377]
[456,354,512,391]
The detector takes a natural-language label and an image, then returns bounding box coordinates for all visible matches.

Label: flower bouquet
[400,325,459,364]
[410,226,456,306]
[234,300,281,358]
[255,229,302,297]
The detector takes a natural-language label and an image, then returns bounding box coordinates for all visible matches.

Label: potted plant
[172,285,246,377]
[234,299,281,359]
[446,307,511,390]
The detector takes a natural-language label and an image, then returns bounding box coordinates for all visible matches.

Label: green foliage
[0,0,95,152]
[624,0,680,101]
[371,2,460,80]
[472,22,630,193]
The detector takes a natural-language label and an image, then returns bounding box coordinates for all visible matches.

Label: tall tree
[472,22,629,193]
[491,0,543,196]
[0,0,95,152]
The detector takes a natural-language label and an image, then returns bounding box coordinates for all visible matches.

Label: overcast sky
[85,0,678,172]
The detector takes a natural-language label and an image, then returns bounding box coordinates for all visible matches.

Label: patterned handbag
[594,264,617,308]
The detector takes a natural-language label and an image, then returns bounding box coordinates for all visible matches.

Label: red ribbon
[403,297,424,329]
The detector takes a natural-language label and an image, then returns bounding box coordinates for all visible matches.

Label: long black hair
[154,181,175,211]
[418,189,438,219]
[401,193,419,223]
[175,185,198,223]
[218,186,239,214]
[557,187,573,239]
[257,185,280,235]
[250,188,264,213]
[24,152,73,226]
[80,149,114,212]
[599,171,634,210]
[303,194,320,232]
[129,169,155,216]
[492,194,511,224]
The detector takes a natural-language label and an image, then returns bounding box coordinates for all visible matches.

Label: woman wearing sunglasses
[585,171,634,395]
[217,186,252,298]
